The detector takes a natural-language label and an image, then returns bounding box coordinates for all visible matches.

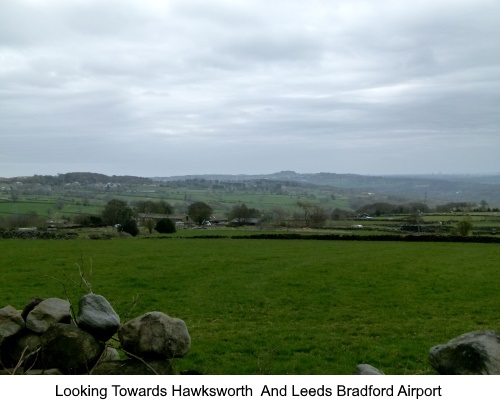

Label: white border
[2,374,498,404]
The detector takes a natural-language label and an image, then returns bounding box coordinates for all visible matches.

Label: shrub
[155,218,176,234]
[456,218,473,236]
[73,214,103,227]
[121,218,139,237]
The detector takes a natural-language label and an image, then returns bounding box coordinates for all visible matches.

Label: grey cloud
[0,0,499,177]
[0,1,64,46]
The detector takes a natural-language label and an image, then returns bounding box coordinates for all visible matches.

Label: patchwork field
[0,238,498,374]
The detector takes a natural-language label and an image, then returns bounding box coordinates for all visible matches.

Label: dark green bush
[155,218,177,234]
[121,218,139,237]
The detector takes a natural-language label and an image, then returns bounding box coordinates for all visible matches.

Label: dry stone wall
[0,293,190,375]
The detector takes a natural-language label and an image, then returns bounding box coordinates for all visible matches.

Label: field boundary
[2,229,500,243]
[171,233,500,243]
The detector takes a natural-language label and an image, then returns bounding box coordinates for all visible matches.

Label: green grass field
[0,238,498,375]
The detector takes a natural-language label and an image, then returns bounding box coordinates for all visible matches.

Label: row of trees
[353,202,430,217]
[99,199,177,236]
[95,199,266,236]
[186,202,264,226]
[97,199,214,236]
[5,172,153,186]
[82,198,436,232]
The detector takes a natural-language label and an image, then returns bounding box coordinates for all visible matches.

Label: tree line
[2,172,153,186]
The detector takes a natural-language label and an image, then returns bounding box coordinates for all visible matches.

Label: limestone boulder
[26,298,71,333]
[99,346,121,363]
[0,305,25,345]
[41,323,105,374]
[429,329,500,375]
[119,311,191,360]
[21,297,45,321]
[3,331,43,369]
[355,364,385,375]
[77,293,120,341]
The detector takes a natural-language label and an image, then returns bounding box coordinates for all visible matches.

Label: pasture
[0,238,498,374]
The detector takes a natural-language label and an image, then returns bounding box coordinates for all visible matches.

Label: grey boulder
[26,298,71,333]
[0,305,25,345]
[429,329,500,375]
[41,323,104,374]
[77,293,120,341]
[21,297,45,321]
[355,364,385,375]
[3,331,43,369]
[119,311,191,360]
[99,346,121,363]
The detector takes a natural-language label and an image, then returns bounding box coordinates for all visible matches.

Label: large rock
[355,364,385,375]
[99,346,121,363]
[0,305,25,345]
[26,298,72,333]
[429,330,500,375]
[119,312,191,360]
[3,331,43,369]
[77,293,120,341]
[41,323,105,374]
[21,297,45,321]
[91,359,174,375]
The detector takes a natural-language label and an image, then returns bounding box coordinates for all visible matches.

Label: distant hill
[153,171,500,205]
[3,172,153,186]
[3,170,499,206]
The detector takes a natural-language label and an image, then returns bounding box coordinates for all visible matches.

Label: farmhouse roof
[136,213,172,220]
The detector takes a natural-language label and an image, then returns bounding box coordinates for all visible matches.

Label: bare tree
[187,202,213,225]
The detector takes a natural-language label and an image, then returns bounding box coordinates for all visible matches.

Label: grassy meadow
[0,238,498,375]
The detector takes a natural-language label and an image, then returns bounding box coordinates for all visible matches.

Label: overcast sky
[1,0,499,178]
